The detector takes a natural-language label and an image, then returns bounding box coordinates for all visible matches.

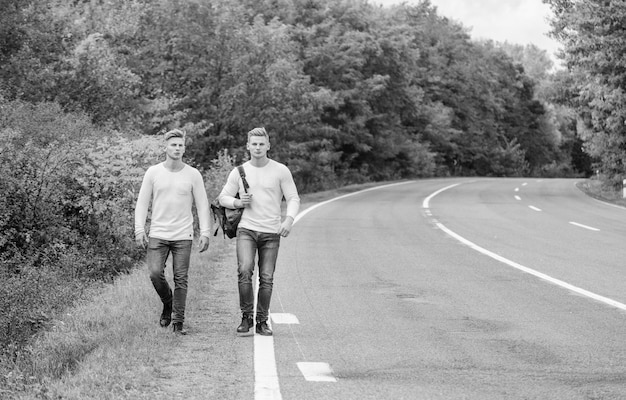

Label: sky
[375,0,562,66]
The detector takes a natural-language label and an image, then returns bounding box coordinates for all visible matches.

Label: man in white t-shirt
[135,129,210,335]
[218,127,300,336]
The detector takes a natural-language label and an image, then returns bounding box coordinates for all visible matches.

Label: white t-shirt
[219,160,300,234]
[135,163,210,241]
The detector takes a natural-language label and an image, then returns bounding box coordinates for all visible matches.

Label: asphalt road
[270,178,626,400]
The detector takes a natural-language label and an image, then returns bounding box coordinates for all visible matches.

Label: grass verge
[576,178,626,208]
[3,238,250,400]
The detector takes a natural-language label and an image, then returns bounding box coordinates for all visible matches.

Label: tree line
[2,0,604,192]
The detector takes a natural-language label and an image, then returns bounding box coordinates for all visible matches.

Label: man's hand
[135,232,148,249]
[238,193,253,207]
[198,235,210,252]
[279,216,294,237]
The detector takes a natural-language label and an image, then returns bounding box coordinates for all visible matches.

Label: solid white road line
[569,221,600,231]
[294,181,413,224]
[255,334,282,400]
[422,183,462,209]
[255,181,413,399]
[424,183,626,312]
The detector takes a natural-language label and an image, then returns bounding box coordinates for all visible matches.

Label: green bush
[0,100,163,354]
[0,99,241,397]
[0,100,249,400]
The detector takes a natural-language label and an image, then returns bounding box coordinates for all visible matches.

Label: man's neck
[164,158,185,172]
[249,157,270,168]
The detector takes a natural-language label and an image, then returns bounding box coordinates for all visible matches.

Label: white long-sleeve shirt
[218,160,300,234]
[135,163,210,241]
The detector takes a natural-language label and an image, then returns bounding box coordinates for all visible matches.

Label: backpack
[211,166,249,239]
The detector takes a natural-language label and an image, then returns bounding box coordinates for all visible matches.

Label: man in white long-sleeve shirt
[135,129,210,335]
[218,127,300,336]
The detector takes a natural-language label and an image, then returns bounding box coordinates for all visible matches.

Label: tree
[544,0,626,187]
[394,2,549,176]
[0,0,68,103]
[497,42,554,82]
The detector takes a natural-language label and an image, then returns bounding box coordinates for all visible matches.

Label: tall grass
[577,177,626,208]
[3,237,251,400]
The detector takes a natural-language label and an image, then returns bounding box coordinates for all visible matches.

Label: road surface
[267,178,626,399]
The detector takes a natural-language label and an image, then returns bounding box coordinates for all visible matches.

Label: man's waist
[239,219,280,234]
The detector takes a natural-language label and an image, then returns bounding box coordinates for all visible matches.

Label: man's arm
[192,169,211,252]
[134,169,153,248]
[281,167,300,220]
[279,166,300,237]
[218,168,240,208]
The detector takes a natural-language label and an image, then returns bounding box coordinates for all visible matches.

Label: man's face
[165,137,185,160]
[247,135,269,159]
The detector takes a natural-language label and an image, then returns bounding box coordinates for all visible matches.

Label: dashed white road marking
[569,221,600,231]
[528,205,542,212]
[514,195,521,201]
[271,313,300,324]
[255,181,412,399]
[297,362,337,382]
[424,183,626,312]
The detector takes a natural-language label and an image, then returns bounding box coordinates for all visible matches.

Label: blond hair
[164,129,185,141]
[247,127,268,140]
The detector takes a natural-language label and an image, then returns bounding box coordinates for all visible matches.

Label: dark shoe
[255,321,273,336]
[159,299,172,327]
[236,316,254,334]
[172,322,187,335]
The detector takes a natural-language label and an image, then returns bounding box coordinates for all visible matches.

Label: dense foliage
[0,100,158,350]
[0,0,589,192]
[0,98,237,386]
[544,0,626,188]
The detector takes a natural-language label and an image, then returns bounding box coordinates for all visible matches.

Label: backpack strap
[210,201,223,237]
[237,165,249,193]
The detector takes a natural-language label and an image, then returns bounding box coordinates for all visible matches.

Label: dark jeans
[236,228,280,323]
[146,238,192,324]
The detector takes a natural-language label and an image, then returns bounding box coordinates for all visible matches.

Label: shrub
[0,100,163,354]
[0,100,240,396]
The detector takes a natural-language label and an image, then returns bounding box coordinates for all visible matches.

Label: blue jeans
[146,238,192,324]
[236,228,281,323]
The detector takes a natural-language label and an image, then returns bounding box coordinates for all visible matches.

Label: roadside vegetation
[577,179,626,208]
[1,237,250,400]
